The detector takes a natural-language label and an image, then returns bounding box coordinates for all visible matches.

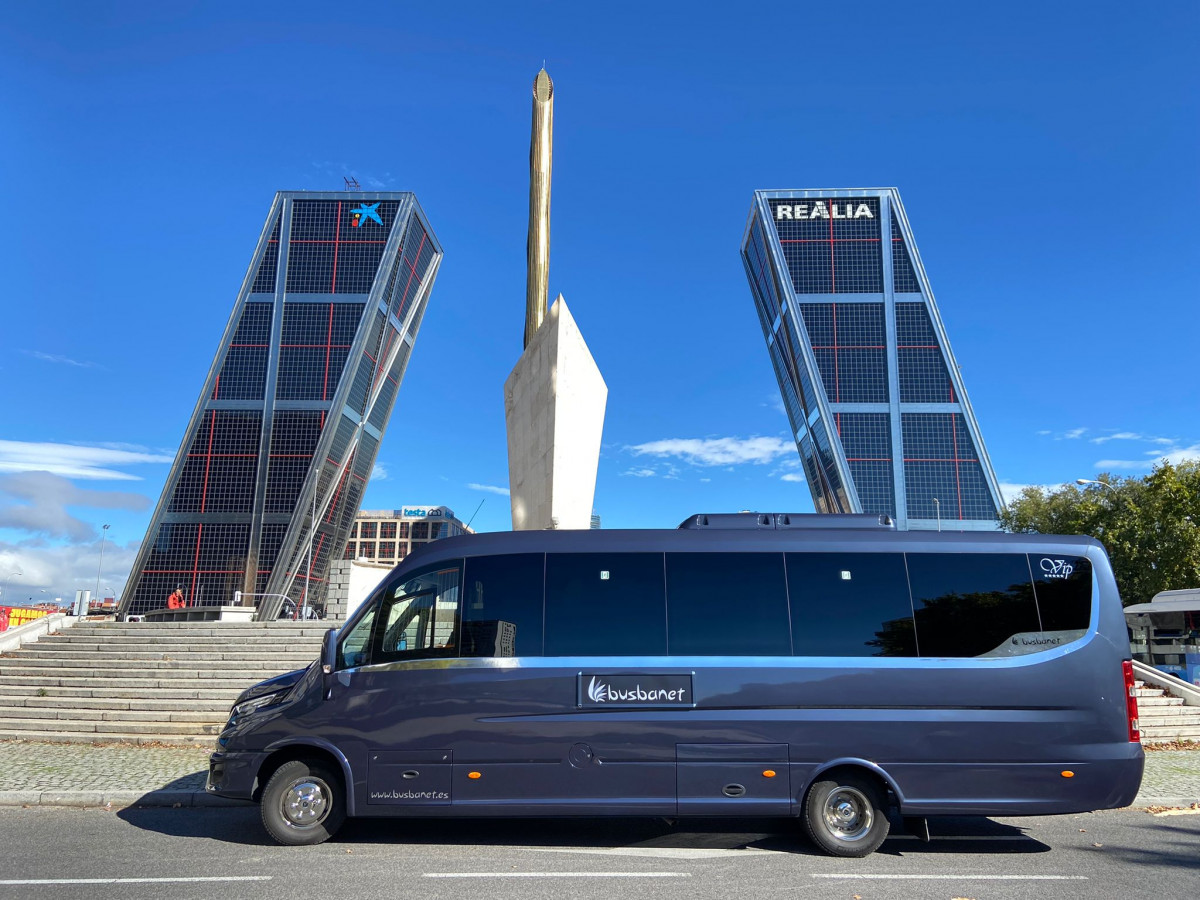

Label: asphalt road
[1,805,1197,900]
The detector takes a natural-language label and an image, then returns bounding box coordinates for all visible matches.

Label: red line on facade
[286,240,385,245]
[778,238,879,244]
[813,344,885,350]
[845,458,892,462]
[828,213,836,292]
[322,303,333,400]
[330,202,342,291]
[903,457,979,463]
[396,234,427,315]
[212,375,220,400]
[832,303,840,402]
[190,523,203,607]
[200,412,215,513]
[953,414,963,519]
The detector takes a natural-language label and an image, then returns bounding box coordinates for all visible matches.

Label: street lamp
[2,571,22,601]
[93,525,110,606]
[1076,478,1116,493]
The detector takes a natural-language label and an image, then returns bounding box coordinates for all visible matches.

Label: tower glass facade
[119,192,442,617]
[742,189,1002,530]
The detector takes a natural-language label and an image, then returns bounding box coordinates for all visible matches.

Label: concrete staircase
[1136,680,1200,743]
[0,621,326,745]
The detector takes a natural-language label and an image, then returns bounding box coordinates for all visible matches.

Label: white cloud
[0,441,173,481]
[997,481,1069,504]
[0,538,138,607]
[21,350,101,369]
[627,436,793,467]
[0,472,150,541]
[622,468,658,478]
[1096,442,1200,471]
[780,473,806,483]
[1058,428,1087,440]
[467,483,510,496]
[371,464,388,480]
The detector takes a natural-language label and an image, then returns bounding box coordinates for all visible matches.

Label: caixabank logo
[578,673,693,709]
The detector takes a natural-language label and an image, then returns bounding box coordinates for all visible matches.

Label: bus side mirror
[321,627,337,680]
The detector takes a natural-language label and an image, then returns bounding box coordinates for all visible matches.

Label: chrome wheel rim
[822,786,873,842]
[281,777,330,829]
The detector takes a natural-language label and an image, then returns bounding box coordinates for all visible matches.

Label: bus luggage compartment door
[677,743,790,816]
[367,750,452,806]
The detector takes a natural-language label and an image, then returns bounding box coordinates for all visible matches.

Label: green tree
[999,460,1200,606]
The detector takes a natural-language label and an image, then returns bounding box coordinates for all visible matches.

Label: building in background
[119,191,442,618]
[346,506,471,567]
[742,188,1003,530]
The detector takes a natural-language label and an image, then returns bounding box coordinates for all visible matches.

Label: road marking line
[813,874,1087,881]
[0,877,273,886]
[424,872,692,878]
[531,847,780,859]
[890,835,1032,841]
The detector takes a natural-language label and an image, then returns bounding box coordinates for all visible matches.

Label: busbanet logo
[579,673,693,708]
[774,202,874,221]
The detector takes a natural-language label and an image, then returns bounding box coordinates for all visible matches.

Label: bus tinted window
[665,553,790,656]
[906,554,1040,657]
[462,553,545,657]
[544,553,666,656]
[1030,554,1093,632]
[787,553,917,657]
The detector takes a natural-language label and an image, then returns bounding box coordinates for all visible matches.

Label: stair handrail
[1131,658,1200,708]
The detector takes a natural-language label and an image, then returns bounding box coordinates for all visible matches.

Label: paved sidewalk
[0,739,1198,809]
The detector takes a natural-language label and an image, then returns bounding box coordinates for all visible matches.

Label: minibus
[207,513,1144,857]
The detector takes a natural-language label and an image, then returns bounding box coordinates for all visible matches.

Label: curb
[0,789,252,808]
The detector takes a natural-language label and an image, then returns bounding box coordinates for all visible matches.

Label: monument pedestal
[504,296,607,530]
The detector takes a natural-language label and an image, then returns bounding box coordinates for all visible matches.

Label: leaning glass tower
[119,191,442,618]
[742,188,1002,530]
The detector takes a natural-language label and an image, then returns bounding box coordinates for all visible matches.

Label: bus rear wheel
[803,772,890,857]
[261,759,346,846]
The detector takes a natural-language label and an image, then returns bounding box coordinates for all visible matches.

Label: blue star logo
[349,203,382,227]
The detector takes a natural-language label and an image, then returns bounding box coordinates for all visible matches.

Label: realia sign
[774,202,874,220]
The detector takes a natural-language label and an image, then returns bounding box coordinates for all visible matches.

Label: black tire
[802,772,891,857]
[261,759,346,846]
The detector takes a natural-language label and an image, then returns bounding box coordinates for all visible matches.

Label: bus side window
[461,553,545,657]
[906,553,1041,658]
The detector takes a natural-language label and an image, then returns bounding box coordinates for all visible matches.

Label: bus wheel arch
[800,763,894,858]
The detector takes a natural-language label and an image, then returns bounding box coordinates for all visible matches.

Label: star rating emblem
[349,203,382,227]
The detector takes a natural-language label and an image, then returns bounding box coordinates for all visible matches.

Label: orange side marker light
[762,770,776,778]
[1061,771,1075,778]
[468,771,482,779]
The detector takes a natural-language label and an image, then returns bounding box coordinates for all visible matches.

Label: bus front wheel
[261,759,346,846]
[803,772,890,857]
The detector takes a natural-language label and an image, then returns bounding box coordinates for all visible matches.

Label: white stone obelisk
[505,69,607,530]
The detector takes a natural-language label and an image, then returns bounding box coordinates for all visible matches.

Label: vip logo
[587,676,609,703]
[1040,558,1075,579]
[350,203,382,227]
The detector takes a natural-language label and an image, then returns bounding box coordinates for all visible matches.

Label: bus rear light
[1122,660,1141,743]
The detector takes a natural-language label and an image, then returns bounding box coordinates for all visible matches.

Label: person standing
[166,586,185,609]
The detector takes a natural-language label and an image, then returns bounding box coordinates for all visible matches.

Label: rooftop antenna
[344,176,361,191]
[465,498,485,531]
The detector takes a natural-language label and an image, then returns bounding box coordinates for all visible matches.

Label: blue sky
[0,1,1196,605]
